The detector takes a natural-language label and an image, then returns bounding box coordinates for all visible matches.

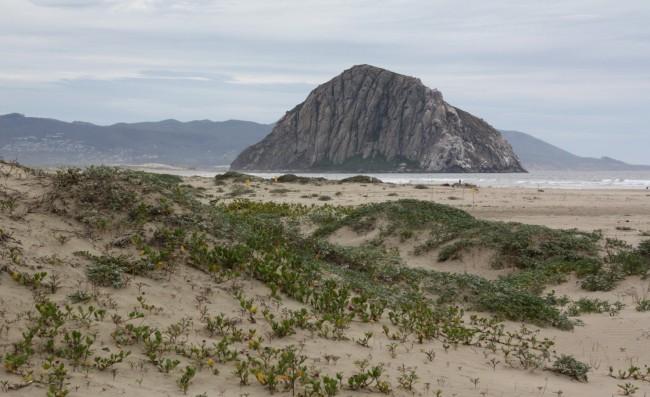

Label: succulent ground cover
[0,163,648,396]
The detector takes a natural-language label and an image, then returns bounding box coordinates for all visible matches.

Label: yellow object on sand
[255,371,268,385]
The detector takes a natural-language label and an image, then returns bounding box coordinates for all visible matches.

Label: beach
[2,164,649,397]
[189,175,650,246]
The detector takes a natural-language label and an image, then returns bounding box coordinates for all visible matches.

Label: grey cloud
[30,0,114,7]
[2,0,650,163]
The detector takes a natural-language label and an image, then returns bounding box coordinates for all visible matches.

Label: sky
[1,0,649,163]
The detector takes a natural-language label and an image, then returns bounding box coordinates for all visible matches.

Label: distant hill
[500,130,650,171]
[0,113,272,167]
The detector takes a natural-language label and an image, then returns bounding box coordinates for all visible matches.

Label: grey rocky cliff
[231,65,525,173]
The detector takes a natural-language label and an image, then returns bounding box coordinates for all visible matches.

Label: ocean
[134,166,650,190]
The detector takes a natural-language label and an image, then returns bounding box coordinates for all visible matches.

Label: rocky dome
[231,64,525,173]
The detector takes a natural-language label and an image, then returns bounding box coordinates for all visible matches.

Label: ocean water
[136,166,650,190]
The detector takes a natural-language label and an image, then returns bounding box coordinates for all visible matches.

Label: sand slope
[1,165,649,397]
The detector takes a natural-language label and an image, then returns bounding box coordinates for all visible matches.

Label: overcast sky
[1,0,649,163]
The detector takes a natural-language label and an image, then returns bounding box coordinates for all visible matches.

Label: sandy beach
[189,176,650,246]
[2,165,649,397]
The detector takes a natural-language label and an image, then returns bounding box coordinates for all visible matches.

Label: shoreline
[123,165,650,190]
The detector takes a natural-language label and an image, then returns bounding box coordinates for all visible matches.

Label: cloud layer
[2,0,649,162]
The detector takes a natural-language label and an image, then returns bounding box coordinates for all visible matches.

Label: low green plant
[0,196,18,213]
[566,298,624,317]
[43,358,70,397]
[10,270,49,290]
[213,336,239,363]
[301,373,343,397]
[355,332,373,348]
[618,382,639,395]
[215,171,263,184]
[178,366,197,394]
[61,330,95,369]
[270,188,292,194]
[580,271,619,291]
[608,363,650,382]
[94,350,130,371]
[397,364,418,391]
[550,355,590,382]
[66,304,107,327]
[204,313,239,337]
[263,310,296,338]
[346,360,389,393]
[636,299,650,312]
[68,290,92,303]
[228,184,255,197]
[84,255,131,288]
[322,374,342,396]
[235,358,251,385]
[250,346,308,394]
[3,351,30,374]
[157,358,180,373]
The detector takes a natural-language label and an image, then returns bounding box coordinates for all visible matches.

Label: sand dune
[1,164,649,397]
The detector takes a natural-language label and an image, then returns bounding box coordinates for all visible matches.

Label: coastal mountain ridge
[500,130,650,171]
[0,113,272,167]
[231,64,525,173]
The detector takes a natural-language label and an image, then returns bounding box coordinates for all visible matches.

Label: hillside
[232,65,524,173]
[0,113,272,167]
[501,130,650,171]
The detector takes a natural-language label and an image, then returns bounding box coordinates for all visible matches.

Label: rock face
[232,65,525,173]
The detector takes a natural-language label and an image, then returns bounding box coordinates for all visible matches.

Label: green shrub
[81,252,153,288]
[613,251,649,277]
[61,330,95,369]
[566,298,624,316]
[42,358,70,397]
[638,240,650,256]
[215,171,263,184]
[636,299,650,312]
[94,350,130,371]
[438,240,473,261]
[276,174,325,184]
[476,287,572,329]
[580,271,620,291]
[177,365,197,394]
[228,184,255,197]
[314,199,601,275]
[551,355,590,382]
[339,175,382,184]
[269,188,292,194]
[86,255,129,288]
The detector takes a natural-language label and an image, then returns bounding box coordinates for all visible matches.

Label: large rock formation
[231,64,525,173]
